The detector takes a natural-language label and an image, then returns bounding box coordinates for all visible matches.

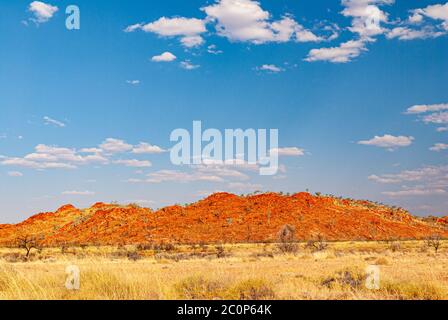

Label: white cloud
[126,17,207,48]
[7,171,23,177]
[383,188,446,197]
[358,134,414,150]
[194,165,250,180]
[180,60,200,70]
[305,39,367,63]
[410,3,448,27]
[43,116,66,128]
[62,190,95,196]
[202,0,321,44]
[126,80,140,85]
[387,26,445,40]
[124,199,155,206]
[28,1,58,24]
[226,182,263,191]
[369,165,448,186]
[181,35,204,47]
[370,165,448,198]
[207,44,223,54]
[132,142,166,154]
[423,112,448,124]
[1,143,108,170]
[437,127,448,132]
[124,23,143,33]
[99,138,133,153]
[147,170,223,183]
[270,147,305,156]
[151,52,177,62]
[341,0,393,38]
[256,64,284,73]
[430,143,448,152]
[405,103,448,114]
[114,159,152,168]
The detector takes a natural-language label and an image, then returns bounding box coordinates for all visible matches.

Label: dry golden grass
[0,240,447,300]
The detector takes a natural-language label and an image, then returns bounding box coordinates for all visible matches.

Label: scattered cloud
[151,52,177,62]
[405,103,448,114]
[358,134,414,150]
[1,138,165,171]
[423,112,448,124]
[124,199,155,206]
[437,127,448,132]
[305,39,367,63]
[62,190,95,196]
[430,143,448,152]
[7,171,23,177]
[409,2,448,30]
[180,60,200,70]
[341,0,393,38]
[387,26,445,40]
[383,188,446,197]
[256,64,284,73]
[114,159,152,168]
[226,182,263,191]
[270,147,305,156]
[43,116,66,128]
[99,138,133,154]
[126,80,140,85]
[125,17,207,48]
[207,44,223,54]
[132,142,167,154]
[202,0,321,44]
[146,170,224,183]
[370,165,448,198]
[28,1,58,24]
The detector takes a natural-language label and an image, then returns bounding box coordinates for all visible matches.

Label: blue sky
[0,0,447,222]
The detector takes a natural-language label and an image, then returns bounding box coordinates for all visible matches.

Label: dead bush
[277,225,298,254]
[426,234,442,254]
[175,276,226,299]
[305,234,328,252]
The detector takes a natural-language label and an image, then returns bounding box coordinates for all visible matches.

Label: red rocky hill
[0,192,446,246]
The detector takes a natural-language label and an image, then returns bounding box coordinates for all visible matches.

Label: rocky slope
[0,192,446,246]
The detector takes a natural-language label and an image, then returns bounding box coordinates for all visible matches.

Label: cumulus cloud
[358,134,414,150]
[1,139,165,171]
[132,143,166,154]
[28,1,58,24]
[256,64,284,73]
[202,0,321,44]
[409,2,448,29]
[305,39,367,63]
[43,116,66,128]
[405,103,448,114]
[114,159,152,168]
[99,138,133,153]
[270,147,305,156]
[125,17,207,48]
[430,143,448,152]
[370,165,448,198]
[151,52,177,62]
[341,0,393,38]
[387,26,445,40]
[368,166,448,189]
[423,112,448,124]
